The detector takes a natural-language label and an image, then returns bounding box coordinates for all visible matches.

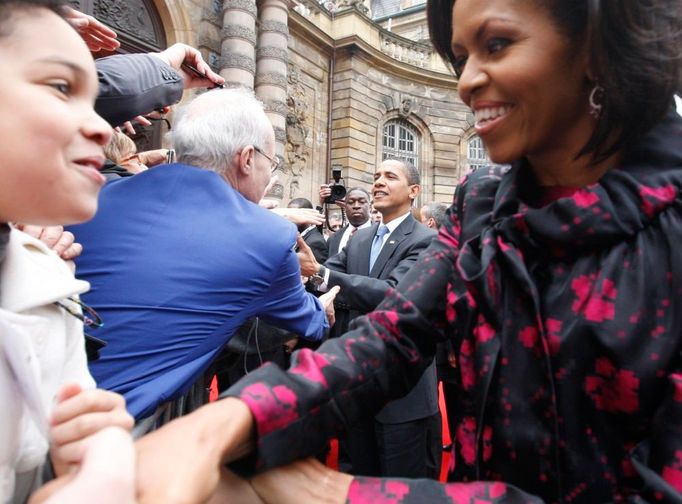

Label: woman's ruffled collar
[490,110,682,257]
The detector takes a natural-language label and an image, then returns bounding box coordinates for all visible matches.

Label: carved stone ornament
[220,53,257,73]
[284,63,312,179]
[223,0,258,16]
[264,99,289,116]
[259,20,289,36]
[274,125,287,144]
[289,178,300,199]
[94,0,158,45]
[221,25,257,45]
[335,0,369,15]
[288,63,301,85]
[256,46,289,63]
[255,72,288,89]
[265,180,284,199]
[399,98,414,118]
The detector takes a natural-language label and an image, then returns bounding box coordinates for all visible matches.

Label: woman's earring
[589,84,604,119]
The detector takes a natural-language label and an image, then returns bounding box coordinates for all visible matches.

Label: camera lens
[325,184,347,204]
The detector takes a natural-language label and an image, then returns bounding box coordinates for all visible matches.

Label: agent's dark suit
[326,225,347,258]
[323,214,441,478]
[301,226,328,264]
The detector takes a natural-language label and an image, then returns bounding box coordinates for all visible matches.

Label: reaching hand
[28,427,135,504]
[49,384,134,475]
[251,458,352,504]
[135,398,255,504]
[273,208,325,227]
[137,149,170,167]
[205,469,265,504]
[319,286,340,327]
[63,7,120,53]
[296,235,320,277]
[15,224,83,261]
[153,43,225,89]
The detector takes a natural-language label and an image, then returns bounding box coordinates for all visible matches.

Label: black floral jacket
[225,111,682,503]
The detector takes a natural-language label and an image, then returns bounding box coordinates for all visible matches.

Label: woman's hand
[135,397,255,504]
[29,427,135,504]
[63,7,120,53]
[14,224,83,261]
[252,458,352,504]
[49,384,134,475]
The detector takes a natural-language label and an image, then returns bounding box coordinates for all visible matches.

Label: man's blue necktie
[369,225,390,271]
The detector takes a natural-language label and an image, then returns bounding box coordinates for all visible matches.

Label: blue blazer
[69,164,328,419]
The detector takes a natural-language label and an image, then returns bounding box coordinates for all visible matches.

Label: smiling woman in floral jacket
[133,0,682,503]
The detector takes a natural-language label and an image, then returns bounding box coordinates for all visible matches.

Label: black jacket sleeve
[95,53,184,127]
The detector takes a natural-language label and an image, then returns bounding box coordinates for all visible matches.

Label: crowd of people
[1,0,681,503]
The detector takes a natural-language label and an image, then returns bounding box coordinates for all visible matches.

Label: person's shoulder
[328,225,347,241]
[401,214,436,241]
[246,204,298,242]
[308,227,326,242]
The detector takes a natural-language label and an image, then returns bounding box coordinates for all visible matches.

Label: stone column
[220,0,258,89]
[254,0,289,156]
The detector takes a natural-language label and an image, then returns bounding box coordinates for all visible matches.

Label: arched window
[466,135,495,173]
[382,119,420,169]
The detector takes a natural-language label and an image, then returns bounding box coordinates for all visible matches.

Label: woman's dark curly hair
[0,0,69,37]
[428,0,682,162]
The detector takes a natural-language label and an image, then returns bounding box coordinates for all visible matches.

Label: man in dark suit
[322,187,372,258]
[288,198,328,263]
[299,159,441,479]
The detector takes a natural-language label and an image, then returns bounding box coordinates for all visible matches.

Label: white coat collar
[0,229,89,313]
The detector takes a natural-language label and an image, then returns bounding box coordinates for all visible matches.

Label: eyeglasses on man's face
[253,145,280,173]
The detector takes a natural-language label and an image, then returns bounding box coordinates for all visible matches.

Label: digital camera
[325,164,346,204]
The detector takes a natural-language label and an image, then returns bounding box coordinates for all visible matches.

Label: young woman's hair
[427,0,682,162]
[0,0,68,37]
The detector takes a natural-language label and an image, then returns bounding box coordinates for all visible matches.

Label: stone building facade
[77,0,493,206]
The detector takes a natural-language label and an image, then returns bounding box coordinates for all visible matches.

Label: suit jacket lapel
[369,215,415,277]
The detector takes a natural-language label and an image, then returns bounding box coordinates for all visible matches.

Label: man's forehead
[347,190,368,200]
[376,160,406,176]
